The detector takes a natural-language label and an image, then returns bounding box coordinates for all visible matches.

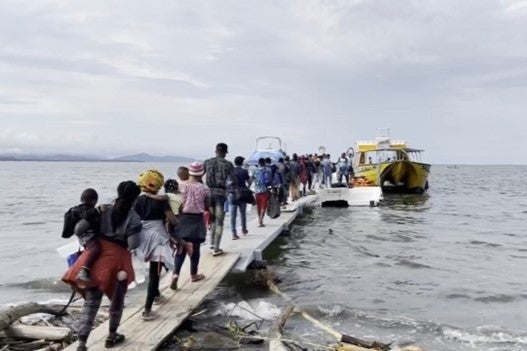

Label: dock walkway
[64,194,317,351]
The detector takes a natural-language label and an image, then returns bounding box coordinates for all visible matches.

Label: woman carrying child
[62,181,142,351]
[134,169,178,321]
[170,161,209,290]
[61,188,102,283]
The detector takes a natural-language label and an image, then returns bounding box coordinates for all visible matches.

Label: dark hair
[278,157,284,163]
[112,181,140,231]
[164,179,179,193]
[234,156,244,166]
[258,157,265,166]
[80,188,98,203]
[264,157,271,164]
[215,142,228,154]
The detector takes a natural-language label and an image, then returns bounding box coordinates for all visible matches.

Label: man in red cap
[204,142,237,256]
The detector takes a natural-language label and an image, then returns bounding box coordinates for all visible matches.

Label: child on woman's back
[146,179,183,217]
[61,188,102,282]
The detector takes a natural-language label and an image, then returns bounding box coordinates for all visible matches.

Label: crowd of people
[60,142,354,351]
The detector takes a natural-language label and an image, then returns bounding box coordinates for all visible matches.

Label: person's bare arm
[145,193,169,201]
[165,209,177,226]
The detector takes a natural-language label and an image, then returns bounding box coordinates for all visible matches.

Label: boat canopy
[374,147,424,153]
[356,140,407,151]
[246,136,287,166]
[246,150,287,165]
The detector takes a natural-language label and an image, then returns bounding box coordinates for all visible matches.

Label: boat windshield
[359,149,419,164]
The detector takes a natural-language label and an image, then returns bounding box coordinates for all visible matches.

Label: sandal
[212,249,224,257]
[105,333,125,348]
[191,273,205,282]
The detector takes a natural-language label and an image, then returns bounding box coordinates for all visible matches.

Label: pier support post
[250,249,267,269]
[254,249,263,261]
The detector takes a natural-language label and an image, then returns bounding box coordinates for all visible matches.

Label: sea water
[1,162,526,350]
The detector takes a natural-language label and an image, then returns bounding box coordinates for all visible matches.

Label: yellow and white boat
[352,130,431,194]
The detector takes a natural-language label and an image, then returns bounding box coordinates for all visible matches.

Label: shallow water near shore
[1,162,527,350]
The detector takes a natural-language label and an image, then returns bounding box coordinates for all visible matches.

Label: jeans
[209,193,226,251]
[230,197,247,234]
[78,279,127,343]
[338,171,349,185]
[323,173,332,187]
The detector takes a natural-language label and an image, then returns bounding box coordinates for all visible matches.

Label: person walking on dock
[252,157,272,227]
[204,142,237,256]
[170,162,209,290]
[134,170,178,321]
[230,156,251,237]
[321,154,333,187]
[62,181,142,351]
[288,153,300,201]
[337,152,350,185]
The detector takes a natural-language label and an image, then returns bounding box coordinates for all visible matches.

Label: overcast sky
[1,1,526,164]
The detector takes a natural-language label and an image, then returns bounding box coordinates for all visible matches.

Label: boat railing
[255,136,283,151]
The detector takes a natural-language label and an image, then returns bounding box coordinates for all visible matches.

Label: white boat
[318,185,383,207]
[246,136,287,166]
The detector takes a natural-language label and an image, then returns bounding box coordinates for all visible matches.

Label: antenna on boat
[377,128,390,138]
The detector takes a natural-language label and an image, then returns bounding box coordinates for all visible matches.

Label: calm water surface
[1,162,526,350]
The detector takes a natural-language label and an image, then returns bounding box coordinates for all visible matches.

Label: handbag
[236,188,255,204]
[67,249,82,267]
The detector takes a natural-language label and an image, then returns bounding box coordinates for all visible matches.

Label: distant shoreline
[0,159,146,162]
[0,152,198,163]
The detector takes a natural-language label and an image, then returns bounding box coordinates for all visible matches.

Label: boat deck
[63,195,317,351]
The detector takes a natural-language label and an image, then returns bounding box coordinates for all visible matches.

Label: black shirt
[134,195,169,220]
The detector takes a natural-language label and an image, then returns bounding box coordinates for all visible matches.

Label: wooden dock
[64,194,317,351]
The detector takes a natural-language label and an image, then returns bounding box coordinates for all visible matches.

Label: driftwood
[8,339,48,350]
[267,280,391,351]
[268,304,295,351]
[0,303,65,332]
[180,347,239,351]
[0,339,62,351]
[192,322,264,345]
[1,325,72,341]
[35,343,63,351]
[337,344,425,351]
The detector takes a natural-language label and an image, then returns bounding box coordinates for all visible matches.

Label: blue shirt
[252,167,272,194]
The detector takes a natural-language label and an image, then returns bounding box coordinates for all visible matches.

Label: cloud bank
[1,0,526,163]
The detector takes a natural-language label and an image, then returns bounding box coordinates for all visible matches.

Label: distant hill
[0,152,197,163]
[0,153,101,162]
[111,153,197,163]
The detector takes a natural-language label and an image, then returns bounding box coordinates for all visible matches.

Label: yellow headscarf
[138,169,165,193]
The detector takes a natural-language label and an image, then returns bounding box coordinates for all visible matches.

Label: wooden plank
[64,194,318,351]
[64,252,240,351]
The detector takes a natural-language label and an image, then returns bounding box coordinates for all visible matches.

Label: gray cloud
[0,0,526,164]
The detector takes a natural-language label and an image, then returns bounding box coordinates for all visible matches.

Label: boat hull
[355,161,430,194]
[318,185,383,207]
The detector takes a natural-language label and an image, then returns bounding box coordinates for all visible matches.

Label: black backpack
[62,207,78,238]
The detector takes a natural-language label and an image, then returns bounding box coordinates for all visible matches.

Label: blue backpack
[259,168,273,187]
